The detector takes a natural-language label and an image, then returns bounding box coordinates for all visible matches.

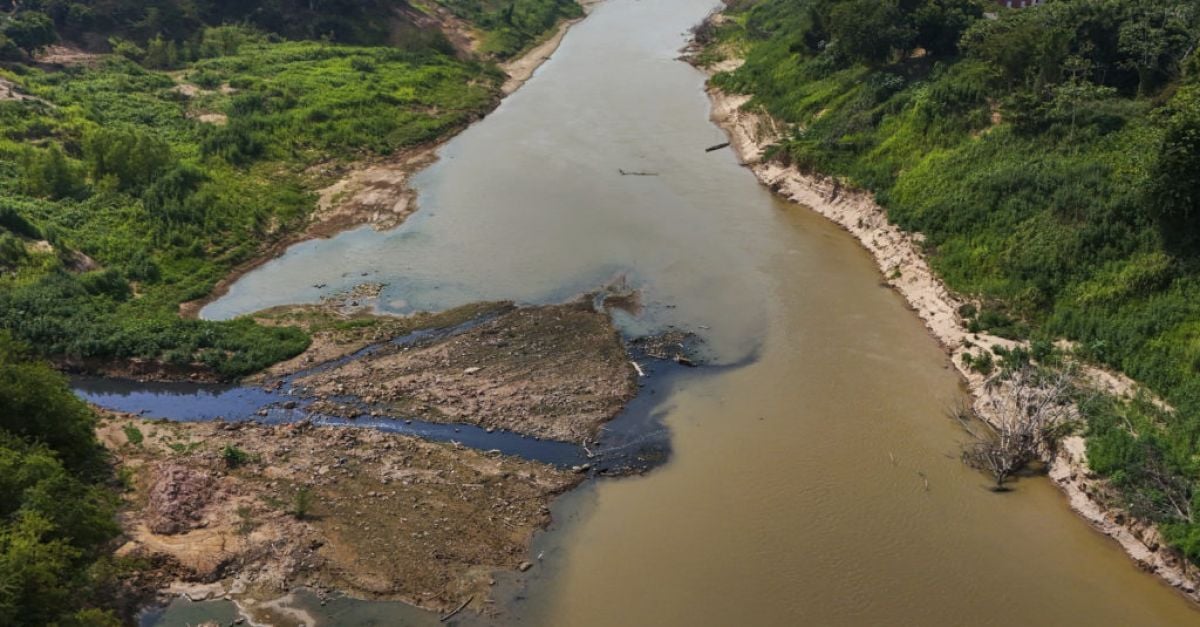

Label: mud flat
[99,417,579,617]
[695,40,1200,603]
[289,299,637,443]
[87,294,691,619]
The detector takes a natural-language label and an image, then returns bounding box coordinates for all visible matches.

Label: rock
[464,367,482,375]
[282,400,298,410]
[146,463,214,535]
[518,561,533,572]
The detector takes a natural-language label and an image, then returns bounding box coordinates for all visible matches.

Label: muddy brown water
[171,0,1200,624]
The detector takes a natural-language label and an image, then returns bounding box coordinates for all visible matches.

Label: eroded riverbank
[697,41,1200,603]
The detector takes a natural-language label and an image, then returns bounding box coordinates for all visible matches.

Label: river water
[180,0,1200,624]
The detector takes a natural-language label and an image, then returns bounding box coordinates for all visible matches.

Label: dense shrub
[0,334,120,625]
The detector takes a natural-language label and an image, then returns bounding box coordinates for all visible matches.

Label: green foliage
[0,334,120,626]
[290,485,313,520]
[1148,85,1200,253]
[3,11,57,54]
[961,348,993,375]
[142,34,179,70]
[829,0,912,67]
[20,145,85,200]
[712,0,1200,560]
[220,444,250,468]
[120,423,142,446]
[83,126,173,193]
[0,335,103,472]
[438,0,583,58]
[0,34,506,378]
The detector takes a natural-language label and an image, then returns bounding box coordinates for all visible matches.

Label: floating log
[619,169,659,176]
[705,141,731,152]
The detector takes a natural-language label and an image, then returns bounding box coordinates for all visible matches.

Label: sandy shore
[700,55,1200,601]
[180,8,598,320]
[500,0,601,95]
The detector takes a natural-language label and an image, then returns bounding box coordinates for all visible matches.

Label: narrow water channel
[156,0,1200,623]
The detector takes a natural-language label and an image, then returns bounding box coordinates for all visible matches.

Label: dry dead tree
[957,367,1077,491]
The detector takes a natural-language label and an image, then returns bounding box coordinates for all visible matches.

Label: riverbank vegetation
[0,333,124,625]
[701,0,1200,560]
[0,1,578,379]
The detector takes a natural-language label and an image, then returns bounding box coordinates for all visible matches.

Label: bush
[120,423,143,446]
[20,146,86,200]
[221,444,251,468]
[290,485,313,520]
[83,126,173,193]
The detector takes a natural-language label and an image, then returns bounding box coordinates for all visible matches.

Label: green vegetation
[436,0,583,57]
[23,0,433,49]
[0,0,577,621]
[120,423,142,446]
[0,334,121,625]
[0,26,504,379]
[220,443,250,468]
[290,485,313,520]
[704,0,1200,558]
[0,0,581,381]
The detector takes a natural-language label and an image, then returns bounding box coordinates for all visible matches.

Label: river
[151,0,1200,624]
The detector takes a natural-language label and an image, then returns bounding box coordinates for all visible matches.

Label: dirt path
[698,50,1200,601]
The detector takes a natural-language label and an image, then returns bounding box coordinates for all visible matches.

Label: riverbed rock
[146,463,214,535]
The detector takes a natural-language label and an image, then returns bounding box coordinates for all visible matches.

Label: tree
[0,333,104,473]
[3,11,57,55]
[829,0,914,66]
[909,0,985,58]
[1148,86,1200,254]
[142,34,179,69]
[82,126,173,193]
[958,367,1075,490]
[20,145,85,200]
[1118,1,1200,96]
[0,335,121,623]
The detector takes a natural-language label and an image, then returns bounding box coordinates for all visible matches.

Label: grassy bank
[0,3,581,622]
[0,29,500,377]
[700,0,1200,561]
[0,0,581,379]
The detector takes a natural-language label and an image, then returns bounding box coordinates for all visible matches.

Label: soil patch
[100,416,579,614]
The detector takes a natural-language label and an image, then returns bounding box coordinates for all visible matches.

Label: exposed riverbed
[121,0,1200,623]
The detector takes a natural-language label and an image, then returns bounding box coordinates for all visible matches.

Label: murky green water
[180,0,1200,624]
